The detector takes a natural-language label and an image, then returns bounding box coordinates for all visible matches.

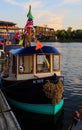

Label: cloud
[4,0,81,30]
[3,0,43,7]
[4,0,19,6]
[57,0,82,6]
[34,10,63,30]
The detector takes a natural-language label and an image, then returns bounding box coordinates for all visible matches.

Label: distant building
[0,20,56,42]
[34,26,56,41]
[0,20,23,41]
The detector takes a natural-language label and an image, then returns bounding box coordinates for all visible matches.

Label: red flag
[25,20,33,28]
[35,40,43,50]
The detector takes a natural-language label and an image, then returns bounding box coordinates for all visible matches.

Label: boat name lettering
[33,79,44,84]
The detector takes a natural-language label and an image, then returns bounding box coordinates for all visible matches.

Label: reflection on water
[42,42,82,130]
[0,42,82,130]
[53,42,82,130]
[10,105,64,130]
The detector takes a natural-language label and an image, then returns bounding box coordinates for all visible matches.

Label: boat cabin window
[19,55,33,74]
[53,55,60,71]
[36,54,50,73]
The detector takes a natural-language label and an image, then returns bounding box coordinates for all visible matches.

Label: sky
[0,0,82,30]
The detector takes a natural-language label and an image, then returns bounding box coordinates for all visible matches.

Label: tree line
[55,27,82,42]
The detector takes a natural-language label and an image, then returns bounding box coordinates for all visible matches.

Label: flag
[19,39,23,45]
[25,20,33,28]
[35,40,43,50]
[45,58,50,68]
[28,12,34,19]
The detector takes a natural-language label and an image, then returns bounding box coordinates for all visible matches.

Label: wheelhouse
[8,46,61,80]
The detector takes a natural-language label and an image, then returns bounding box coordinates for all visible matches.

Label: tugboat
[1,5,64,125]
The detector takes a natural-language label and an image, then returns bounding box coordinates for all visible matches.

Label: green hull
[7,97,64,115]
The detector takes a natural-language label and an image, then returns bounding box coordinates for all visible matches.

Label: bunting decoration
[35,40,50,68]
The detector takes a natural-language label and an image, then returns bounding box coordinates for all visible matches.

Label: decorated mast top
[23,5,34,47]
[24,5,33,30]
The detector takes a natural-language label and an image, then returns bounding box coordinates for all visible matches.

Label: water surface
[48,42,82,130]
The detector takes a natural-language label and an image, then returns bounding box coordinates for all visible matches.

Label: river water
[47,42,82,130]
[1,42,82,130]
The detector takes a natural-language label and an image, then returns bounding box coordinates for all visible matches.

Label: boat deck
[0,89,22,130]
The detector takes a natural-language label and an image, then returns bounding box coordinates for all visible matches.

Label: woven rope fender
[43,80,64,104]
